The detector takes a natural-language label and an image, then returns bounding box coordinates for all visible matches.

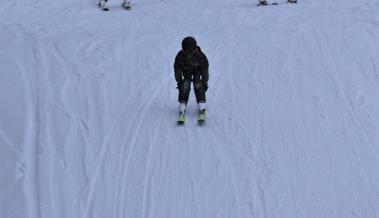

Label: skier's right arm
[174,68,183,82]
[174,54,183,83]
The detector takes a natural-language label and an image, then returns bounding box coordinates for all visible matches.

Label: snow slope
[0,0,378,218]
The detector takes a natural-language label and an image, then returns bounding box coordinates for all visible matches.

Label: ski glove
[176,80,182,89]
[204,82,208,92]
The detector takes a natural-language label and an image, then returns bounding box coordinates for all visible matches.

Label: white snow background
[0,0,378,217]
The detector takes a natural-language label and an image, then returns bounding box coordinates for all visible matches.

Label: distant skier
[97,0,131,11]
[174,36,209,124]
[258,0,297,6]
[258,0,269,6]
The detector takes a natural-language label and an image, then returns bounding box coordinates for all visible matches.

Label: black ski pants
[178,72,207,104]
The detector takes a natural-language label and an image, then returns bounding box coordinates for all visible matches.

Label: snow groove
[18,26,41,218]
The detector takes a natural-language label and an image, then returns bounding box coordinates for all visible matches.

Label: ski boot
[122,0,132,10]
[177,112,185,125]
[198,109,206,125]
[287,0,297,3]
[98,0,109,11]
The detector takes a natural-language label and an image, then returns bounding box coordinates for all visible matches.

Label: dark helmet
[182,36,197,51]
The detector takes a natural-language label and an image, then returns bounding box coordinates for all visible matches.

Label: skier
[174,36,209,124]
[97,0,131,10]
[258,0,297,6]
[258,0,269,6]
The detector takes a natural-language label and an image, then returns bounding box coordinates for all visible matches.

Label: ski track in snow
[0,0,379,218]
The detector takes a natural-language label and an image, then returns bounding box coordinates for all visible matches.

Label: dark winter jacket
[174,46,209,83]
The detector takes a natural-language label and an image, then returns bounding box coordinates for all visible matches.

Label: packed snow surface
[0,0,378,217]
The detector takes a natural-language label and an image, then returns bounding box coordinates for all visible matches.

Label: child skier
[174,37,209,124]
